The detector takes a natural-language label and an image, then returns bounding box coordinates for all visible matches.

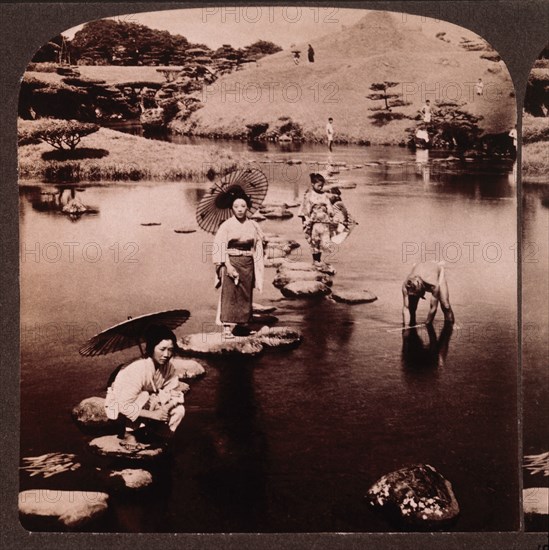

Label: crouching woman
[104,324,185,447]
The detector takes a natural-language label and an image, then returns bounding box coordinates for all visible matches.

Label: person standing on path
[326,117,334,152]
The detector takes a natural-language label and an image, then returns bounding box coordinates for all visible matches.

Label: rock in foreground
[366,464,460,529]
[273,270,333,289]
[19,490,108,530]
[71,397,111,432]
[523,488,549,515]
[331,290,378,304]
[110,468,153,490]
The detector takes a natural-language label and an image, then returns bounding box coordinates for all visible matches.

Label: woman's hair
[405,275,426,298]
[144,324,178,357]
[231,192,252,209]
[309,173,326,186]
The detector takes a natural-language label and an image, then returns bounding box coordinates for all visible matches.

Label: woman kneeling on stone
[105,324,185,448]
[213,191,264,339]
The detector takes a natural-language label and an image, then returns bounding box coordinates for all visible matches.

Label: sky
[61,7,480,50]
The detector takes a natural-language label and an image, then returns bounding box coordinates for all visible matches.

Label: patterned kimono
[212,216,264,325]
[297,188,335,255]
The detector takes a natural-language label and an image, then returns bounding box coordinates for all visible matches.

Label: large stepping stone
[177,326,301,356]
[250,212,266,221]
[273,270,333,289]
[280,281,332,298]
[251,313,279,325]
[326,181,357,190]
[109,468,153,490]
[88,435,165,460]
[263,236,300,254]
[331,290,377,304]
[178,333,264,356]
[171,357,206,379]
[278,260,336,276]
[264,257,285,269]
[263,209,293,220]
[174,227,197,234]
[19,490,109,530]
[366,464,460,529]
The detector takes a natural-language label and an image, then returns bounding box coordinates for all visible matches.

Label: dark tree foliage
[366,81,411,125]
[32,35,65,63]
[22,119,100,150]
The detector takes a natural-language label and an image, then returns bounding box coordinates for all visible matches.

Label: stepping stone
[253,326,302,350]
[253,302,277,314]
[250,212,266,221]
[331,290,377,304]
[273,270,333,289]
[171,357,206,379]
[72,397,111,432]
[523,488,549,515]
[264,257,285,268]
[140,222,161,226]
[326,182,357,190]
[178,333,264,356]
[251,313,279,325]
[174,227,197,233]
[88,435,165,460]
[279,260,336,275]
[109,468,153,490]
[19,490,109,530]
[280,281,332,298]
[366,464,460,529]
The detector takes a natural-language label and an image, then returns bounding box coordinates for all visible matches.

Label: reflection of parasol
[331,201,357,244]
[196,168,268,234]
[78,309,190,357]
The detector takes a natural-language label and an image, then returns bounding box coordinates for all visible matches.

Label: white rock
[110,468,153,490]
[19,490,108,529]
[171,357,205,379]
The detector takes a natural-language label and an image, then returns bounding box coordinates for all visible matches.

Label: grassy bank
[522,114,549,181]
[18,125,239,183]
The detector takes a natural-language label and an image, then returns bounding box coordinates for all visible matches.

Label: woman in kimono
[104,324,185,448]
[298,172,336,265]
[213,192,264,338]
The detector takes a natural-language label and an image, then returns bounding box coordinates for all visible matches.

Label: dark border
[2,1,547,548]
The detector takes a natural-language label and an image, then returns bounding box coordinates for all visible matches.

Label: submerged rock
[19,490,109,530]
[88,435,165,460]
[331,290,378,304]
[109,468,153,490]
[366,464,460,529]
[280,281,332,298]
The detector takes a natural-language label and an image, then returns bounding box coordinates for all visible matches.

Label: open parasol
[78,309,190,357]
[196,168,268,234]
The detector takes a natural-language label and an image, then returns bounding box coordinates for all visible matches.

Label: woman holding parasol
[196,169,268,339]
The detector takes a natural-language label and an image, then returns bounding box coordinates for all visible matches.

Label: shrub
[26,119,100,150]
[26,62,59,73]
[523,114,549,143]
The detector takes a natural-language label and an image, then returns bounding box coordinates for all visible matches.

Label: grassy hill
[177,11,516,144]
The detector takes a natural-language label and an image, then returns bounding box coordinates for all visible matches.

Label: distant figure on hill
[291,50,301,65]
[402,261,455,326]
[421,100,433,124]
[308,44,315,63]
[475,78,484,96]
[326,117,334,152]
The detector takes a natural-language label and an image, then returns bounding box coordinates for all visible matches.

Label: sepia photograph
[521,39,549,533]
[8,2,543,539]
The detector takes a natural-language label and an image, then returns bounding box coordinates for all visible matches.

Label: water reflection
[197,360,268,530]
[23,185,99,222]
[401,323,454,376]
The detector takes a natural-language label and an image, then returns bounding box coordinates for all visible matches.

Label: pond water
[521,183,549,532]
[19,140,519,532]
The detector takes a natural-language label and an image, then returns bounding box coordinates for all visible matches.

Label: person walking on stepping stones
[298,173,336,266]
[402,261,455,327]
